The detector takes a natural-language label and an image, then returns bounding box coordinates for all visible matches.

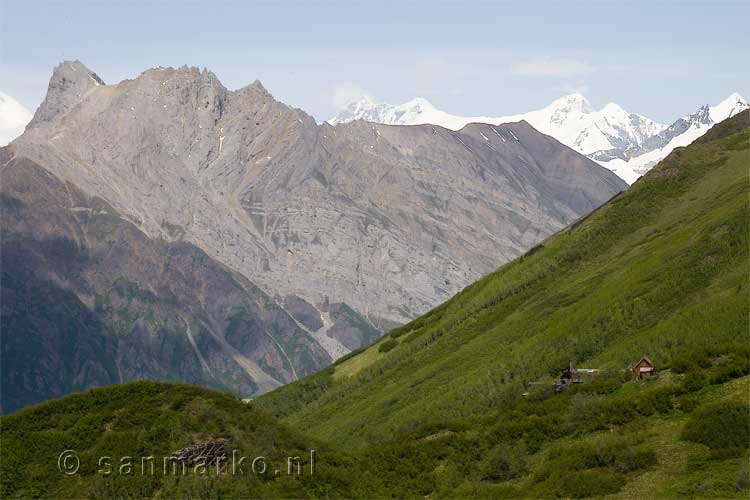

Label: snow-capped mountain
[599,93,748,184]
[328,96,464,129]
[0,91,32,146]
[329,92,748,184]
[500,95,667,157]
[709,92,747,123]
[329,93,666,158]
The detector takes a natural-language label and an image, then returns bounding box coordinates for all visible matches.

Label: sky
[1,1,748,123]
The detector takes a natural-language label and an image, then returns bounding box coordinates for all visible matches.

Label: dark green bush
[634,394,656,416]
[539,469,626,498]
[526,383,556,402]
[378,339,399,353]
[390,327,411,339]
[736,468,750,492]
[573,371,628,395]
[614,446,658,472]
[675,393,702,413]
[546,434,654,472]
[483,444,528,481]
[707,447,746,460]
[565,395,636,435]
[651,386,679,413]
[530,433,655,498]
[681,401,750,449]
[682,368,708,392]
[688,446,746,470]
[671,351,707,373]
[709,362,750,385]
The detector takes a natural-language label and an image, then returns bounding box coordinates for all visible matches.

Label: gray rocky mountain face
[2,61,626,409]
[0,149,331,413]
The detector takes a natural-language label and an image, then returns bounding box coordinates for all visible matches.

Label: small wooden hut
[631,355,656,380]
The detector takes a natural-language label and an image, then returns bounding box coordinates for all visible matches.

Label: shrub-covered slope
[0,381,386,499]
[254,111,750,497]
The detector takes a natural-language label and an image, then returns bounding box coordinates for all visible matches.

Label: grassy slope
[2,112,748,499]
[258,113,749,442]
[253,111,750,497]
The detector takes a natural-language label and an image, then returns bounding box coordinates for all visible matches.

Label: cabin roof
[638,355,654,366]
[627,355,655,371]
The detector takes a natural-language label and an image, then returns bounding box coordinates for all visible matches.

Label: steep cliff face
[0,149,330,413]
[12,61,626,334]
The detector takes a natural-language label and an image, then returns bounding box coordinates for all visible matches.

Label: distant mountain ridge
[330,92,748,184]
[1,60,625,410]
[330,93,665,157]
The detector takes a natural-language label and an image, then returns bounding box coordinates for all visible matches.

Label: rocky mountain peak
[686,105,712,126]
[28,60,104,128]
[59,60,105,85]
[248,79,271,96]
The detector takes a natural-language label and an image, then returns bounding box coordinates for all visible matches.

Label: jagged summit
[55,60,105,85]
[28,60,104,128]
[135,65,226,92]
[687,105,712,125]
[248,79,270,95]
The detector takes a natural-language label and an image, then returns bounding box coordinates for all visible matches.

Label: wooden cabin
[631,355,656,380]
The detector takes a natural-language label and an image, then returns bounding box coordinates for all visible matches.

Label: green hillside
[1,111,748,499]
[0,381,389,498]
[254,110,750,497]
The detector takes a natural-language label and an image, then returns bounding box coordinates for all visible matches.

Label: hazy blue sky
[1,1,747,122]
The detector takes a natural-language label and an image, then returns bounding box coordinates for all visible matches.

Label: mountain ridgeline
[0,60,625,411]
[2,110,748,499]
[331,92,749,185]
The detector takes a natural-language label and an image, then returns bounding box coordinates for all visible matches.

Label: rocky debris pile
[171,439,229,467]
